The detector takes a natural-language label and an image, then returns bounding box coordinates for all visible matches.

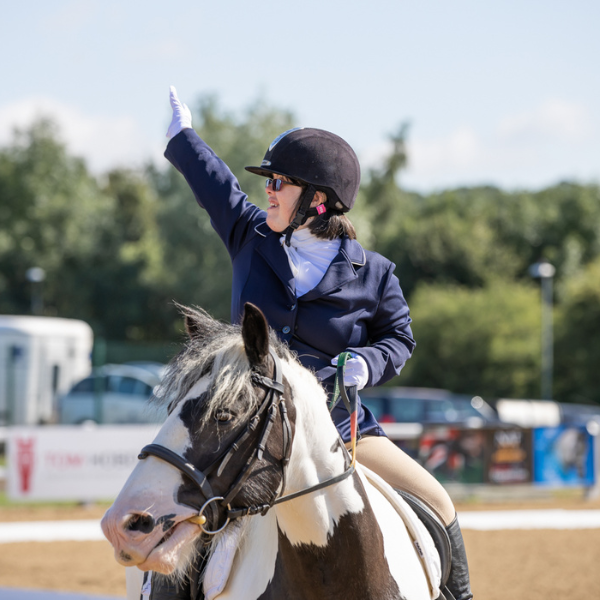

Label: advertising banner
[486,427,533,484]
[533,426,595,486]
[6,425,161,501]
[417,427,487,484]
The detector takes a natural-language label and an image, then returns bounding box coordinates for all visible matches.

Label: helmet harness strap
[284,184,328,246]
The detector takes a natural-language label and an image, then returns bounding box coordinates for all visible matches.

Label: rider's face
[265,175,303,233]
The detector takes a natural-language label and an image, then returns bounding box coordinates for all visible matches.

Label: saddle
[395,490,453,597]
[360,466,452,600]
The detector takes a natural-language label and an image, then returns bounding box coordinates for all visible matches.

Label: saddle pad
[360,464,442,600]
[203,520,245,600]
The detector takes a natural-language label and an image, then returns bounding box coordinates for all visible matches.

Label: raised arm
[164,87,265,258]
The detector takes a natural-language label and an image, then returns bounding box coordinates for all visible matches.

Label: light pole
[25,267,46,315]
[529,261,556,400]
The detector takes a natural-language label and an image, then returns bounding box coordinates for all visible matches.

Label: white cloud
[0,97,164,174]
[498,99,590,143]
[410,126,482,172]
[362,99,598,192]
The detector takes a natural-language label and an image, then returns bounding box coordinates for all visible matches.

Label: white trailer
[0,316,93,425]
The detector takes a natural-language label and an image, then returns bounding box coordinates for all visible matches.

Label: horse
[101,303,443,600]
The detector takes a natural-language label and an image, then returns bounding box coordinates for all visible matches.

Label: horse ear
[175,302,213,341]
[184,314,202,339]
[242,303,270,367]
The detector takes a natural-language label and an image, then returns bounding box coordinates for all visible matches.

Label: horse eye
[214,410,233,423]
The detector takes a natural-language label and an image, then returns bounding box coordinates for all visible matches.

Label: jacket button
[282,326,291,334]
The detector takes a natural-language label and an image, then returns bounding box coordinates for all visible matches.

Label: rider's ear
[242,303,269,367]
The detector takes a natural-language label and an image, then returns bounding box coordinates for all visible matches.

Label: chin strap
[284,184,328,246]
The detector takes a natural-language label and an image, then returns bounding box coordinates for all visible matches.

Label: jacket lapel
[300,238,366,301]
[255,227,296,295]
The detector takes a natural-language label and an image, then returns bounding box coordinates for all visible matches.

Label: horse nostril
[126,513,155,534]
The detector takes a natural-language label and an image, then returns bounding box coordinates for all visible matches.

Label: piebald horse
[102,304,442,600]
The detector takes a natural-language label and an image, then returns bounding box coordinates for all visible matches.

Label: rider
[159,86,473,600]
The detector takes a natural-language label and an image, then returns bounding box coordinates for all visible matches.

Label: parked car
[58,363,167,425]
[360,387,499,427]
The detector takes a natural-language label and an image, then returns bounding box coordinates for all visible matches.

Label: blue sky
[1,0,599,192]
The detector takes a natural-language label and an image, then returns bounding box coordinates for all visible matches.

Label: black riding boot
[444,515,473,600]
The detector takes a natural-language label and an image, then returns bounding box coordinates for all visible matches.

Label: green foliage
[397,280,542,399]
[0,119,113,317]
[554,257,600,404]
[0,119,166,339]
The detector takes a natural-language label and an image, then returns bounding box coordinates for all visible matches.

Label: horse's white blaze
[102,379,211,572]
[273,359,365,547]
[110,398,190,514]
[212,513,279,599]
[117,376,210,510]
[359,469,432,600]
[116,377,211,517]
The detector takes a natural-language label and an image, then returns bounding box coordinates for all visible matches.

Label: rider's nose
[125,513,155,534]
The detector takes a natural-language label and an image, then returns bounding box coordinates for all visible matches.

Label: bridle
[138,348,355,536]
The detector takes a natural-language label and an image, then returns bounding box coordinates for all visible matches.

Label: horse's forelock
[154,311,294,424]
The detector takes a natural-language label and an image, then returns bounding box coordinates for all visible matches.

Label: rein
[329,352,359,467]
[138,348,355,535]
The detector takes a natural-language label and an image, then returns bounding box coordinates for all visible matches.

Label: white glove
[166,85,192,140]
[331,353,369,390]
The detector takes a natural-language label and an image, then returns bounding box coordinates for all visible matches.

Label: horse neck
[273,362,367,547]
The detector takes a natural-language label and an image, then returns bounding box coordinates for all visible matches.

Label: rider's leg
[351,435,455,523]
[350,435,473,600]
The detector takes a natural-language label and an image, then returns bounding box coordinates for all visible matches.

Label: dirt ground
[1,497,600,599]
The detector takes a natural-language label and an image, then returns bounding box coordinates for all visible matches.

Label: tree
[0,119,113,318]
[554,257,600,404]
[487,182,600,284]
[0,119,168,340]
[396,280,542,400]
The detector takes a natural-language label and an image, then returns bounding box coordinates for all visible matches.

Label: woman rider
[160,86,473,600]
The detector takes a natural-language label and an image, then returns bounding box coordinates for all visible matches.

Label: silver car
[58,363,167,425]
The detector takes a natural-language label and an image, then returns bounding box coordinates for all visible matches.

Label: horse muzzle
[101,506,204,572]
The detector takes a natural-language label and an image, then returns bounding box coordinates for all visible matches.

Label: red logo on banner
[16,437,35,493]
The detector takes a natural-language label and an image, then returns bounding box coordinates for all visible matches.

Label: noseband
[138,348,354,535]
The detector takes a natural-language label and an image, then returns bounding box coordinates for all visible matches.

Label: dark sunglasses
[265,178,301,192]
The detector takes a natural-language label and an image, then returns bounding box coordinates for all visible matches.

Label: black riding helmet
[245,127,361,245]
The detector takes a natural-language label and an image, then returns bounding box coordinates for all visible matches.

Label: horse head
[101,303,298,576]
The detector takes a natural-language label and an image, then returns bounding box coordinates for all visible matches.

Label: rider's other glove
[166,85,192,140]
[331,353,369,390]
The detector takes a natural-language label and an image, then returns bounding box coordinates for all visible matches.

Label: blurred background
[1,0,600,490]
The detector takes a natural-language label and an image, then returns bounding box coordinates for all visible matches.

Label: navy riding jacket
[165,129,416,441]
